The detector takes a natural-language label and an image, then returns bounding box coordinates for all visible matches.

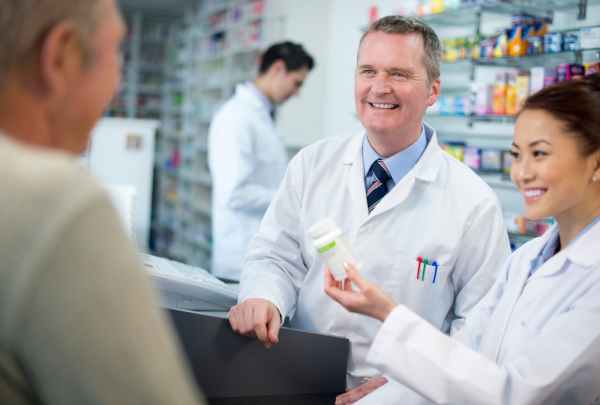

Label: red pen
[417,257,423,279]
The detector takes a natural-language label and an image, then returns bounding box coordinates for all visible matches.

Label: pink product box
[476,84,494,116]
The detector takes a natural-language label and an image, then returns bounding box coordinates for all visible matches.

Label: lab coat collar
[341,121,442,183]
[235,83,269,112]
[341,122,443,219]
[413,122,443,183]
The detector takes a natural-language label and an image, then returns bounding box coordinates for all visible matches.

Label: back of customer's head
[259,41,315,74]
[521,73,600,156]
[0,0,125,154]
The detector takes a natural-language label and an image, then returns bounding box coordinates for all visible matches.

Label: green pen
[422,259,428,281]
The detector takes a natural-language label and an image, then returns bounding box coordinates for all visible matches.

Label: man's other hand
[229,298,281,348]
[335,377,388,405]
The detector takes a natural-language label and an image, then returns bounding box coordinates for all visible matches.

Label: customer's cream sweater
[0,133,205,405]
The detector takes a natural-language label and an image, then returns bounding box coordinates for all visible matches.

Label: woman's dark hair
[259,41,315,74]
[522,72,600,156]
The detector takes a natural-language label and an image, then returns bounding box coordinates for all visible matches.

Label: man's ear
[427,77,441,107]
[269,59,287,75]
[38,21,83,100]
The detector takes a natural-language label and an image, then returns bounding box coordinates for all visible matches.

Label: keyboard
[140,253,238,311]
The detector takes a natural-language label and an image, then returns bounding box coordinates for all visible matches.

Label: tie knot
[371,159,391,184]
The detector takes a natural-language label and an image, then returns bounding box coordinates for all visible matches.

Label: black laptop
[167,309,349,405]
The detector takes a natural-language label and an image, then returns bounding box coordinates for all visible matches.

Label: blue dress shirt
[363,125,428,191]
[530,214,600,275]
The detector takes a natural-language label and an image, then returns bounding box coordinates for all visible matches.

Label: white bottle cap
[307,217,336,239]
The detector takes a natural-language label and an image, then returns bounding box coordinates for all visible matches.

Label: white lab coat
[360,220,600,405]
[208,84,288,281]
[239,123,512,388]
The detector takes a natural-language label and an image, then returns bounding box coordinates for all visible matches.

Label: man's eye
[393,73,406,78]
[363,70,374,74]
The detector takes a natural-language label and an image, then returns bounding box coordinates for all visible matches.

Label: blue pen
[432,261,438,283]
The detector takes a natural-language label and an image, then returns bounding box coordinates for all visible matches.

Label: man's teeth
[525,189,546,198]
[371,103,397,109]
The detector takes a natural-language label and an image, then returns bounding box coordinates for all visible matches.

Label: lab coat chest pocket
[379,254,451,327]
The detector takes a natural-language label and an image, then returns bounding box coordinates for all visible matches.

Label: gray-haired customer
[229,13,510,392]
[0,0,205,404]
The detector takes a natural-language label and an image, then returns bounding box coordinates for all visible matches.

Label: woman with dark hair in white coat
[326,73,600,405]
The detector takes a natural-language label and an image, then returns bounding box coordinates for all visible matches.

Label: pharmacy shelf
[419,0,600,28]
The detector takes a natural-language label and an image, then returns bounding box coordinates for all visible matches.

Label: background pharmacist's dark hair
[522,73,600,156]
[359,15,442,87]
[0,0,103,80]
[259,41,315,74]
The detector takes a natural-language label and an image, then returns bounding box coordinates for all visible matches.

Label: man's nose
[372,74,392,95]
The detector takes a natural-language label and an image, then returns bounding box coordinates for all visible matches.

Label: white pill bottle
[308,217,363,281]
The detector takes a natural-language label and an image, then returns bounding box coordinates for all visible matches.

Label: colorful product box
[543,33,563,53]
[441,144,465,162]
[570,64,585,80]
[534,17,549,36]
[586,62,600,75]
[505,72,519,116]
[509,14,534,56]
[476,84,494,116]
[581,27,600,49]
[563,34,579,51]
[556,63,569,83]
[502,151,514,174]
[516,75,530,112]
[495,30,509,58]
[463,147,481,170]
[530,67,554,94]
[481,149,503,171]
[544,76,556,87]
[493,72,507,115]
[481,37,496,59]
[440,96,455,115]
[527,36,543,54]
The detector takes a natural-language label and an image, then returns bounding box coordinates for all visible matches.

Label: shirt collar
[245,81,275,114]
[362,124,428,184]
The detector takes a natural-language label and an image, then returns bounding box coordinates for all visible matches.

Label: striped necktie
[366,159,391,214]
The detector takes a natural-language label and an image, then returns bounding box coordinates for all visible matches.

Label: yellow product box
[431,0,444,14]
[494,30,509,58]
[493,72,507,115]
[516,74,530,112]
[505,72,518,116]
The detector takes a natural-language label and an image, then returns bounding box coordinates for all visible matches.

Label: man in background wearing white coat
[208,42,314,281]
[229,15,512,388]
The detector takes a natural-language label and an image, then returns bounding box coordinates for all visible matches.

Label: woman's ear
[592,149,600,183]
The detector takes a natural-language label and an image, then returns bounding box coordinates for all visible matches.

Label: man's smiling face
[354,31,438,140]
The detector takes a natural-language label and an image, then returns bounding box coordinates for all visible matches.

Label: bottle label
[317,241,336,253]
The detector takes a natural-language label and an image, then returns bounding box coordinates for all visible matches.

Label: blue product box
[563,34,579,51]
[527,36,543,54]
[543,33,562,53]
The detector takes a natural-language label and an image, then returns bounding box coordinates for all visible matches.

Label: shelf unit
[152,0,274,269]
[107,14,172,119]
[420,0,600,249]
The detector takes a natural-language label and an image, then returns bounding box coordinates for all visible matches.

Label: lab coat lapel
[342,133,369,222]
[369,124,443,218]
[478,232,552,361]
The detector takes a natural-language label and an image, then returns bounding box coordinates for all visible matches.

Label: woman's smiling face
[511,108,599,221]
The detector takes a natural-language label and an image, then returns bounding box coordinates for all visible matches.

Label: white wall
[273,0,335,148]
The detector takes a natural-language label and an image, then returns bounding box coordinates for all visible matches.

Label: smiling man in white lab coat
[229,15,511,388]
[209,42,314,281]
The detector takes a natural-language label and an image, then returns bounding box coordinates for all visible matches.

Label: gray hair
[0,0,104,79]
[358,15,442,87]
